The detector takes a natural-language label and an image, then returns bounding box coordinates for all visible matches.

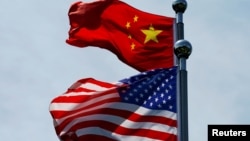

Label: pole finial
[174,39,192,59]
[172,0,187,13]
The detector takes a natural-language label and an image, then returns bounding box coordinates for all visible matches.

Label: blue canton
[118,67,177,113]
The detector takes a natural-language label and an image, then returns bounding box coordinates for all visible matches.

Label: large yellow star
[141,25,162,44]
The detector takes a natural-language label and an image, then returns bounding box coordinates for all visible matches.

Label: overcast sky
[1,0,250,141]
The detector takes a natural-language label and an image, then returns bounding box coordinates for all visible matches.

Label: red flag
[49,67,177,141]
[66,0,175,72]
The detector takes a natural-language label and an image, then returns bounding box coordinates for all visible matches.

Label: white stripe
[60,114,177,136]
[79,82,114,91]
[53,102,176,126]
[63,86,117,96]
[52,102,176,120]
[76,127,165,141]
[50,92,118,111]
[62,91,106,96]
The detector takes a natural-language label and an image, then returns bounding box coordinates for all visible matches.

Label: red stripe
[51,88,118,103]
[65,120,176,140]
[54,107,176,135]
[64,78,117,93]
[76,78,117,88]
[51,97,120,119]
[66,87,96,93]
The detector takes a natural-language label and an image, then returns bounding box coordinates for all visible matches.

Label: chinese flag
[66,0,174,72]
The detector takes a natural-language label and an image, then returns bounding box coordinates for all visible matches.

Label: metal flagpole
[172,1,192,141]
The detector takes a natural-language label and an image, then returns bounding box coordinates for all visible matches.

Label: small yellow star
[125,22,131,29]
[128,34,132,39]
[133,15,138,22]
[141,24,162,44]
[131,42,136,50]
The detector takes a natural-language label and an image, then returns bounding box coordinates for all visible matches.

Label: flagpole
[172,1,192,141]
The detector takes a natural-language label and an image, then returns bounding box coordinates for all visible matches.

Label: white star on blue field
[0,0,249,141]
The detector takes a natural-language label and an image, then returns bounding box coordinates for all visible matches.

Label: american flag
[49,67,177,141]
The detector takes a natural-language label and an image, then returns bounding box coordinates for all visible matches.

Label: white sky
[1,0,250,141]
